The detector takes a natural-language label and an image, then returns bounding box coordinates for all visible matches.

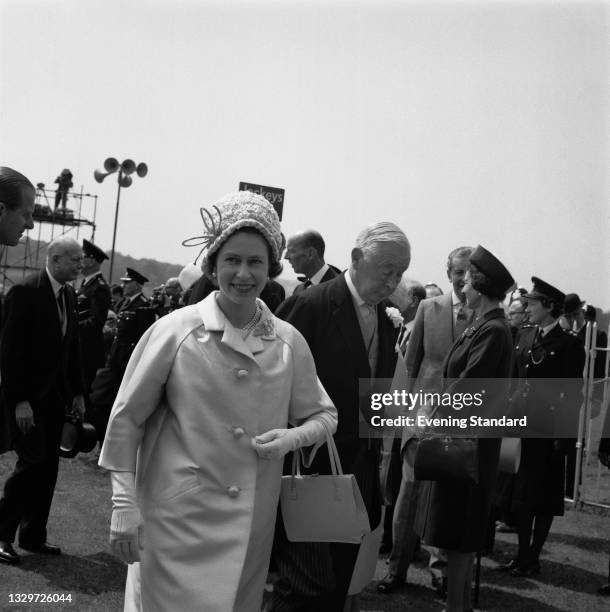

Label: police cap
[524,277,565,304]
[120,267,149,285]
[82,239,108,262]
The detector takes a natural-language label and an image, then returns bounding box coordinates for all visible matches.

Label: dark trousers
[0,404,63,545]
[270,512,361,612]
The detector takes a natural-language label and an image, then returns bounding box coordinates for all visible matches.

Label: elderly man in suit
[0,167,35,247]
[271,222,411,611]
[377,246,474,596]
[0,236,85,564]
[284,229,340,295]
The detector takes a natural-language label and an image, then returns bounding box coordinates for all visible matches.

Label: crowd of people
[0,165,608,611]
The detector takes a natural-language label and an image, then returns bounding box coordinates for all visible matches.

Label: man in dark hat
[89,268,155,445]
[77,240,111,392]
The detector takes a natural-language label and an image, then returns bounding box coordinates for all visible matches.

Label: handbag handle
[291,421,343,477]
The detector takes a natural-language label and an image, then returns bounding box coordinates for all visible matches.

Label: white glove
[252,415,331,461]
[109,471,142,564]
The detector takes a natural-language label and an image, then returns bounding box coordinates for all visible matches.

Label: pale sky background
[1,0,608,306]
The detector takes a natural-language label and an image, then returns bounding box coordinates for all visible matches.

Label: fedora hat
[59,415,98,459]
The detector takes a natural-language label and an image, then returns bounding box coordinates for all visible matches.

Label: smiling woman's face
[463,269,481,309]
[214,230,269,306]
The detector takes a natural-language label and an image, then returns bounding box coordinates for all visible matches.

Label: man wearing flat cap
[89,268,154,445]
[77,239,111,392]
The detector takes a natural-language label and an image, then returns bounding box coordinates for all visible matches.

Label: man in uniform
[77,239,111,392]
[89,268,155,445]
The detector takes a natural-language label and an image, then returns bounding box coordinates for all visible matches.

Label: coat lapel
[328,276,370,378]
[38,270,63,340]
[196,292,275,361]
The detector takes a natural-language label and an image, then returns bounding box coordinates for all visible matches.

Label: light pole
[94,157,148,283]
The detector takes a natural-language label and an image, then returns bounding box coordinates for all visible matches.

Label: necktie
[57,286,67,335]
[297,276,312,289]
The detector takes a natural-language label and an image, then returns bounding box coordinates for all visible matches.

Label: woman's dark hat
[524,277,565,303]
[82,239,108,263]
[469,245,515,292]
[59,415,98,459]
[120,267,149,285]
[563,293,584,315]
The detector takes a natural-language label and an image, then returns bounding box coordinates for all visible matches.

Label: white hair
[354,222,411,265]
[46,236,81,261]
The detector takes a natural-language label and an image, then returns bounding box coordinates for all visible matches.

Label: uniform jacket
[415,308,513,552]
[77,272,111,387]
[0,270,82,451]
[510,323,585,514]
[275,273,399,525]
[99,294,336,612]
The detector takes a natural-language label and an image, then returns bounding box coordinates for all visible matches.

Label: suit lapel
[376,302,399,377]
[39,270,63,339]
[328,276,370,378]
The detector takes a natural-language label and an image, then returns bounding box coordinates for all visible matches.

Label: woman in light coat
[99,192,337,612]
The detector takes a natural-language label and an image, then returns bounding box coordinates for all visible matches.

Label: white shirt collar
[46,267,64,296]
[345,269,370,309]
[83,271,102,285]
[309,263,329,285]
[452,291,463,308]
[540,320,558,337]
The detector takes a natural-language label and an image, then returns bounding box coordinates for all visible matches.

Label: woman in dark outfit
[415,245,515,612]
[498,277,585,577]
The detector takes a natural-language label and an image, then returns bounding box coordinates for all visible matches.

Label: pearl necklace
[240,303,262,335]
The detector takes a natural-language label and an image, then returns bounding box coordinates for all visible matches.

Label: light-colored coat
[401,293,473,447]
[99,294,337,612]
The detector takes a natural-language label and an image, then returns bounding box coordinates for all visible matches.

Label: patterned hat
[182,191,282,264]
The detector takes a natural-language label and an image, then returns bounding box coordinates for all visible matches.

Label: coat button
[232,426,245,438]
[227,485,240,498]
[236,369,249,379]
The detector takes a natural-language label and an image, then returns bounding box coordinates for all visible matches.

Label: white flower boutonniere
[253,317,275,338]
[385,307,404,328]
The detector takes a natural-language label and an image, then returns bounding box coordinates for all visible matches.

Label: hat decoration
[182,191,282,265]
[182,206,224,264]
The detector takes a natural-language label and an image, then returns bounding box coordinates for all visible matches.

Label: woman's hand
[252,429,298,460]
[110,508,143,564]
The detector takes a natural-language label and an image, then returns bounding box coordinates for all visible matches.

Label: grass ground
[0,450,608,612]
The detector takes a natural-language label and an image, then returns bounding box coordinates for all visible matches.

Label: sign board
[239,182,285,220]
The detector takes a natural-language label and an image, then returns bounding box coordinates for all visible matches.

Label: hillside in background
[0,238,184,294]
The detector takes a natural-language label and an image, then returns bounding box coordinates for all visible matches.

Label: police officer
[499,277,585,577]
[77,239,111,392]
[89,268,155,445]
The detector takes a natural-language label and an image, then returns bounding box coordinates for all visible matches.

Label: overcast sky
[1,0,608,306]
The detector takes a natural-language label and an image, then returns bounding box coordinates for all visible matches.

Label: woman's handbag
[413,434,479,484]
[280,428,371,543]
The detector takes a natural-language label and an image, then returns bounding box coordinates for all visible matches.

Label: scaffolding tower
[0,185,98,295]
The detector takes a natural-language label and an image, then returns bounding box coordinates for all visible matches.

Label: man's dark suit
[292,266,339,295]
[77,272,111,390]
[272,273,399,610]
[0,269,82,546]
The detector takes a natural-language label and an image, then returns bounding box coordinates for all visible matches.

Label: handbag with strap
[413,434,479,484]
[280,427,371,543]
